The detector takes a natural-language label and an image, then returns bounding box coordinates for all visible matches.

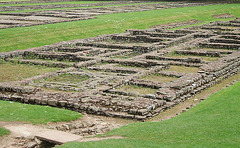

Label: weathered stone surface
[0,18,240,120]
[48,100,57,107]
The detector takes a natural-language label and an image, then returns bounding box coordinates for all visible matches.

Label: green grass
[167,53,220,61]
[168,22,208,30]
[0,61,59,82]
[118,85,158,95]
[45,73,89,83]
[1,4,240,52]
[166,65,199,73]
[141,73,178,82]
[59,81,240,148]
[0,127,10,136]
[168,17,236,30]
[0,100,82,124]
[110,52,141,59]
[95,62,109,66]
[116,64,146,69]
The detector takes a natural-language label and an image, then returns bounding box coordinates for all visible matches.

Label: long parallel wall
[0,2,214,29]
[0,19,240,120]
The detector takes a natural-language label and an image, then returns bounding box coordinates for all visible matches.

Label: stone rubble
[0,18,240,120]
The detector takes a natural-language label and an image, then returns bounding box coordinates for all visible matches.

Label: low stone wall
[146,55,202,63]
[210,38,240,44]
[0,1,144,12]
[8,59,73,68]
[102,58,167,68]
[174,50,221,57]
[128,79,162,89]
[111,35,165,43]
[156,51,240,101]
[199,42,240,50]
[157,71,185,78]
[199,51,240,73]
[0,83,39,94]
[1,19,240,120]
[88,65,142,74]
[0,91,166,120]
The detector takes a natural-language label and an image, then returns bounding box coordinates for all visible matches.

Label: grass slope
[1,3,240,52]
[0,100,82,124]
[59,81,240,148]
[0,127,10,136]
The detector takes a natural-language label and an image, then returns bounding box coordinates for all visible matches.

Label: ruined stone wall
[0,19,240,120]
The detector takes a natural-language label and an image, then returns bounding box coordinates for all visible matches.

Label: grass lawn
[141,74,178,82]
[0,61,59,82]
[59,80,240,148]
[45,73,89,83]
[0,127,10,136]
[118,85,158,95]
[0,100,82,124]
[166,65,199,73]
[1,3,240,52]
[167,53,220,61]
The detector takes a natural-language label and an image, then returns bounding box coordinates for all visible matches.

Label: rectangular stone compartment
[165,65,199,73]
[167,52,220,62]
[43,73,89,84]
[0,62,59,83]
[140,73,178,83]
[118,85,158,95]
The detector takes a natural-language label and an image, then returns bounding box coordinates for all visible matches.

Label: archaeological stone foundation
[0,18,240,121]
[0,1,217,29]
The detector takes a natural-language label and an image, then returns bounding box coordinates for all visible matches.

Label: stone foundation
[0,19,240,120]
